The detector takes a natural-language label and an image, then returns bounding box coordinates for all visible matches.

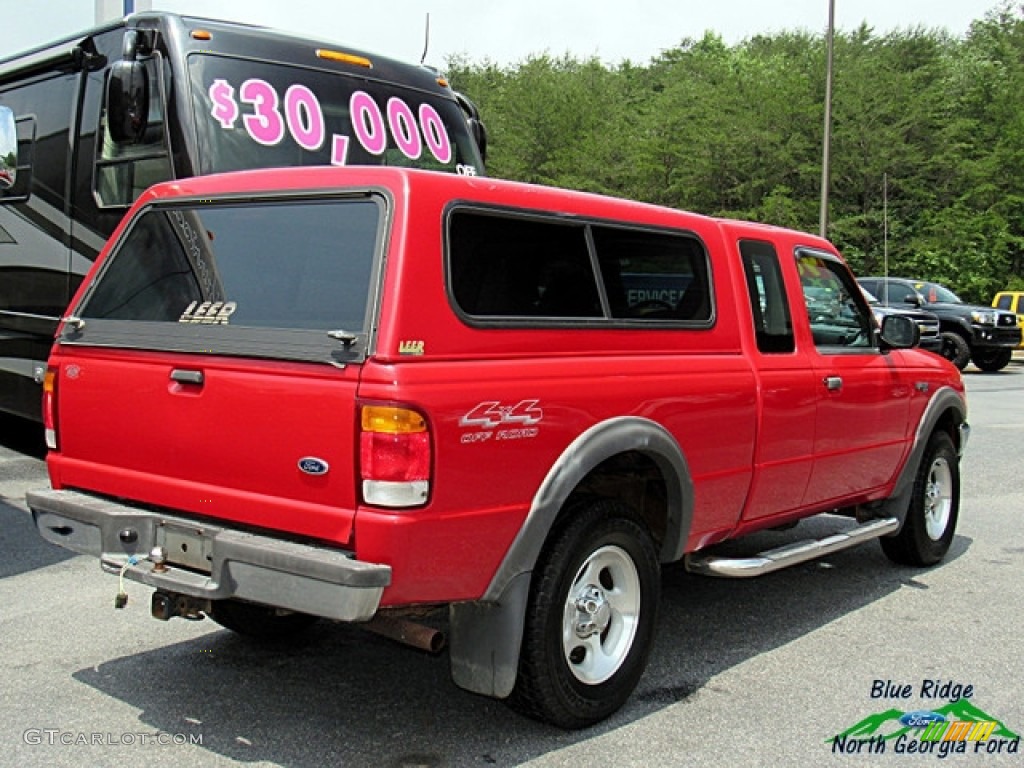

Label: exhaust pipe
[363,613,446,654]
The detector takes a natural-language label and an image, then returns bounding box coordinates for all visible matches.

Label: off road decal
[459,399,543,444]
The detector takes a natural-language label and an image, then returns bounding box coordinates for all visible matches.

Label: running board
[684,517,899,578]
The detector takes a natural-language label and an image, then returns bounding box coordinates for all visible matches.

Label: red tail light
[359,404,431,508]
[42,366,58,451]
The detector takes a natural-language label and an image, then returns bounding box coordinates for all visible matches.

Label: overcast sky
[0,1,1007,66]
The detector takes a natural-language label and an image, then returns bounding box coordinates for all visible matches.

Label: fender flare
[449,416,694,698]
[876,385,969,528]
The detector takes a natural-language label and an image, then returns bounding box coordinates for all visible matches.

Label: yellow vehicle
[992,291,1024,348]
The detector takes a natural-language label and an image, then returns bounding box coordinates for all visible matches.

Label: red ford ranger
[27,167,968,728]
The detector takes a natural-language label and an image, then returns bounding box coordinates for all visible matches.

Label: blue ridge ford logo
[298,457,330,476]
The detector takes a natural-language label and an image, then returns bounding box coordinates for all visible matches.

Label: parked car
[858,277,1021,371]
[860,287,942,354]
[992,290,1024,349]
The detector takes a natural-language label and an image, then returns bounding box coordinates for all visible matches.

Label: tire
[208,599,319,640]
[508,499,660,729]
[971,348,1013,372]
[938,332,970,370]
[880,431,959,566]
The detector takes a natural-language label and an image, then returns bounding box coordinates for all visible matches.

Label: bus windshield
[189,55,483,177]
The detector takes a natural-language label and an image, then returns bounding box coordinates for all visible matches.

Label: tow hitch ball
[151,591,208,621]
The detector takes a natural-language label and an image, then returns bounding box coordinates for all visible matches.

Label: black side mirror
[468,117,487,164]
[879,314,920,350]
[454,91,487,165]
[106,59,149,144]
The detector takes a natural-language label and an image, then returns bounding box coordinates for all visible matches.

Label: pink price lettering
[208,78,452,165]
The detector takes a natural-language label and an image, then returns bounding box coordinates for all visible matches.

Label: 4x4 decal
[459,399,543,444]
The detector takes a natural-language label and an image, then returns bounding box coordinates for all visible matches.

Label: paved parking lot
[1,363,1022,767]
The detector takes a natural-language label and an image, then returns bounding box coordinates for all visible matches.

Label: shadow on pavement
[0,413,46,459]
[0,499,74,579]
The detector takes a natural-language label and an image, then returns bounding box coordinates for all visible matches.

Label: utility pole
[819,0,835,239]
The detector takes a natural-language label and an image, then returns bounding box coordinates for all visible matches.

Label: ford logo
[899,711,946,728]
[298,457,330,476]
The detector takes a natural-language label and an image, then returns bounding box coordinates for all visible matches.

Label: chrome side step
[684,517,899,578]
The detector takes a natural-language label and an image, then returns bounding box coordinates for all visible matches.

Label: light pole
[819,0,835,239]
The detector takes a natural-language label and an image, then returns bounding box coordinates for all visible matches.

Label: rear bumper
[26,488,390,622]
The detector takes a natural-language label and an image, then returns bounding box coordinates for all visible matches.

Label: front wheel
[938,332,970,370]
[508,499,660,729]
[880,431,959,566]
[971,348,1013,372]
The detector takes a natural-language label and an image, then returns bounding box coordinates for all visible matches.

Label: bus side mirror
[454,91,487,165]
[468,118,487,164]
[106,59,149,144]
[0,106,17,190]
[105,29,155,145]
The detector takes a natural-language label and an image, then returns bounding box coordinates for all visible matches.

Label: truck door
[794,250,911,507]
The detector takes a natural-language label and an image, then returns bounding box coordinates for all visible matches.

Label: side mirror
[106,59,149,144]
[879,314,919,350]
[468,117,487,164]
[454,91,487,165]
[0,105,17,189]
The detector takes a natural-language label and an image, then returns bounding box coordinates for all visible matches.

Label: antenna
[420,13,431,65]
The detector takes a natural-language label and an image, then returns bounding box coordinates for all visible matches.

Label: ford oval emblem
[298,457,330,476]
[899,710,946,728]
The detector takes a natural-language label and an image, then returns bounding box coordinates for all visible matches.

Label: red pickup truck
[27,167,968,728]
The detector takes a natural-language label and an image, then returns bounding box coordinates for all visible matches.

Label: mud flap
[448,571,531,699]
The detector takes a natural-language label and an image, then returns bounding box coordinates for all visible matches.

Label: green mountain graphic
[831,698,1020,742]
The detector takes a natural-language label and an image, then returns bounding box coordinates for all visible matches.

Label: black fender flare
[449,416,694,698]
[876,385,969,529]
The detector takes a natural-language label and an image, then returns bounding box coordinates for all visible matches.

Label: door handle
[823,375,842,392]
[170,369,204,385]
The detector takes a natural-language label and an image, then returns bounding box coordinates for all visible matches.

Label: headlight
[971,310,997,325]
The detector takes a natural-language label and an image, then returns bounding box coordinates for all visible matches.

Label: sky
[0,0,1007,66]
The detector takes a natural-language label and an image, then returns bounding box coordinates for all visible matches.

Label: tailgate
[49,347,362,544]
[44,190,388,546]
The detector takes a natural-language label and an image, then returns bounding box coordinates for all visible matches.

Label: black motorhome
[0,12,486,421]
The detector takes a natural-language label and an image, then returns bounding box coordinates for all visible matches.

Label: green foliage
[445,3,1024,301]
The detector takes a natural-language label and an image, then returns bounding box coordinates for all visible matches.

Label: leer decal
[179,301,237,325]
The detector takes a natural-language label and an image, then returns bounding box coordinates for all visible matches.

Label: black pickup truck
[858,277,1021,371]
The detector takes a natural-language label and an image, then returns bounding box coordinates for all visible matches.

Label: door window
[796,251,874,351]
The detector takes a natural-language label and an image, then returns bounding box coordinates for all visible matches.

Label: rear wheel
[509,499,660,729]
[971,348,1012,372]
[938,332,970,370]
[880,431,959,566]
[208,599,319,640]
